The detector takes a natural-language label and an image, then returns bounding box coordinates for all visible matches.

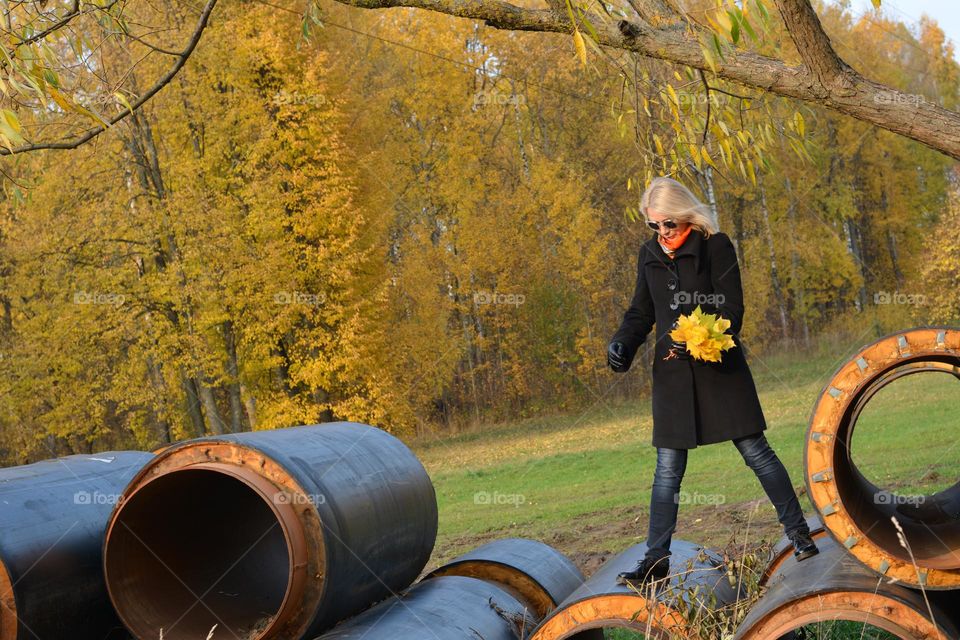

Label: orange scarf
[657,225,693,256]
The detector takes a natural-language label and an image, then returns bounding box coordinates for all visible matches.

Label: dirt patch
[429,498,791,579]
[567,550,613,577]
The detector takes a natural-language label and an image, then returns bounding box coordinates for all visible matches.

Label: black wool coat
[610,228,766,449]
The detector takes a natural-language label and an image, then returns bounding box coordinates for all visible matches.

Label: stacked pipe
[805,327,960,587]
[314,576,537,639]
[317,538,594,640]
[422,538,596,621]
[102,422,438,640]
[315,536,746,639]
[736,327,960,638]
[0,423,752,640]
[527,539,743,639]
[2,422,596,640]
[737,531,960,639]
[0,451,153,640]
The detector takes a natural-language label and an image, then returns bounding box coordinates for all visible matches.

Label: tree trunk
[1,297,10,333]
[146,356,173,444]
[126,96,212,437]
[312,387,335,423]
[731,194,745,267]
[180,375,206,437]
[842,217,868,312]
[758,174,789,340]
[198,380,226,435]
[886,229,904,289]
[511,79,530,182]
[223,320,244,433]
[241,384,258,429]
[689,160,720,230]
[784,176,810,346]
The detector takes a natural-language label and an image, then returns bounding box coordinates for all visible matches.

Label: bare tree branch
[771,0,854,92]
[330,0,960,161]
[0,0,218,154]
[5,0,960,161]
[625,0,682,29]
[13,0,121,49]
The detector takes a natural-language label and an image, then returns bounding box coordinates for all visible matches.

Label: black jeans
[644,432,809,561]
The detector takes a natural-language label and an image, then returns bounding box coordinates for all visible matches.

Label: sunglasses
[646,218,678,232]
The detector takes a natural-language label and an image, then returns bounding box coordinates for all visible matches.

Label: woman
[606,176,818,586]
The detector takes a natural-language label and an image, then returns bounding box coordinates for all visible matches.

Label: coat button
[667,278,677,290]
[669,299,679,310]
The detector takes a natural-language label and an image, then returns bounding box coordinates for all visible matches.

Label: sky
[834,0,960,61]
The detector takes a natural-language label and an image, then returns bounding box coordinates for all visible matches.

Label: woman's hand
[607,341,629,372]
[663,338,689,361]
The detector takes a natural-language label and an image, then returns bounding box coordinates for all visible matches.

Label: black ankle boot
[616,555,669,586]
[789,530,819,561]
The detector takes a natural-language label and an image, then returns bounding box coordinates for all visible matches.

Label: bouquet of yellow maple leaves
[668,305,736,362]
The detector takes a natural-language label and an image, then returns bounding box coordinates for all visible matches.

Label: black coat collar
[641,228,706,272]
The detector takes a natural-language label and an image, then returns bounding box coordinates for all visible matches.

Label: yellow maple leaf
[670,304,736,362]
[669,313,700,343]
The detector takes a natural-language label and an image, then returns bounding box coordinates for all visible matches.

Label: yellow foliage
[669,305,736,362]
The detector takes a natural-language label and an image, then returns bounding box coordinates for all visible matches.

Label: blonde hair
[640,176,719,237]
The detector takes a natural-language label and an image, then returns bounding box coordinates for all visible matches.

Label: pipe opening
[105,468,292,639]
[839,358,960,569]
[795,621,911,639]
[530,596,686,640]
[579,625,658,639]
[765,617,929,640]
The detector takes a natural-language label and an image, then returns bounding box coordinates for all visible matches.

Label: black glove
[663,338,690,361]
[607,341,629,372]
[664,318,690,360]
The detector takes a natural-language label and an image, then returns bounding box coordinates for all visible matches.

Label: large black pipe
[0,451,153,640]
[423,537,590,618]
[759,515,827,586]
[735,534,960,639]
[529,539,742,640]
[103,422,438,640]
[314,575,537,639]
[805,327,960,588]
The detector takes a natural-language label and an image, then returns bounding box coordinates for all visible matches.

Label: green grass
[852,371,959,494]
[793,621,898,639]
[410,336,960,569]
[602,622,898,639]
[605,630,648,639]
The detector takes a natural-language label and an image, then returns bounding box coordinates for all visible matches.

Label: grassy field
[410,333,960,580]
